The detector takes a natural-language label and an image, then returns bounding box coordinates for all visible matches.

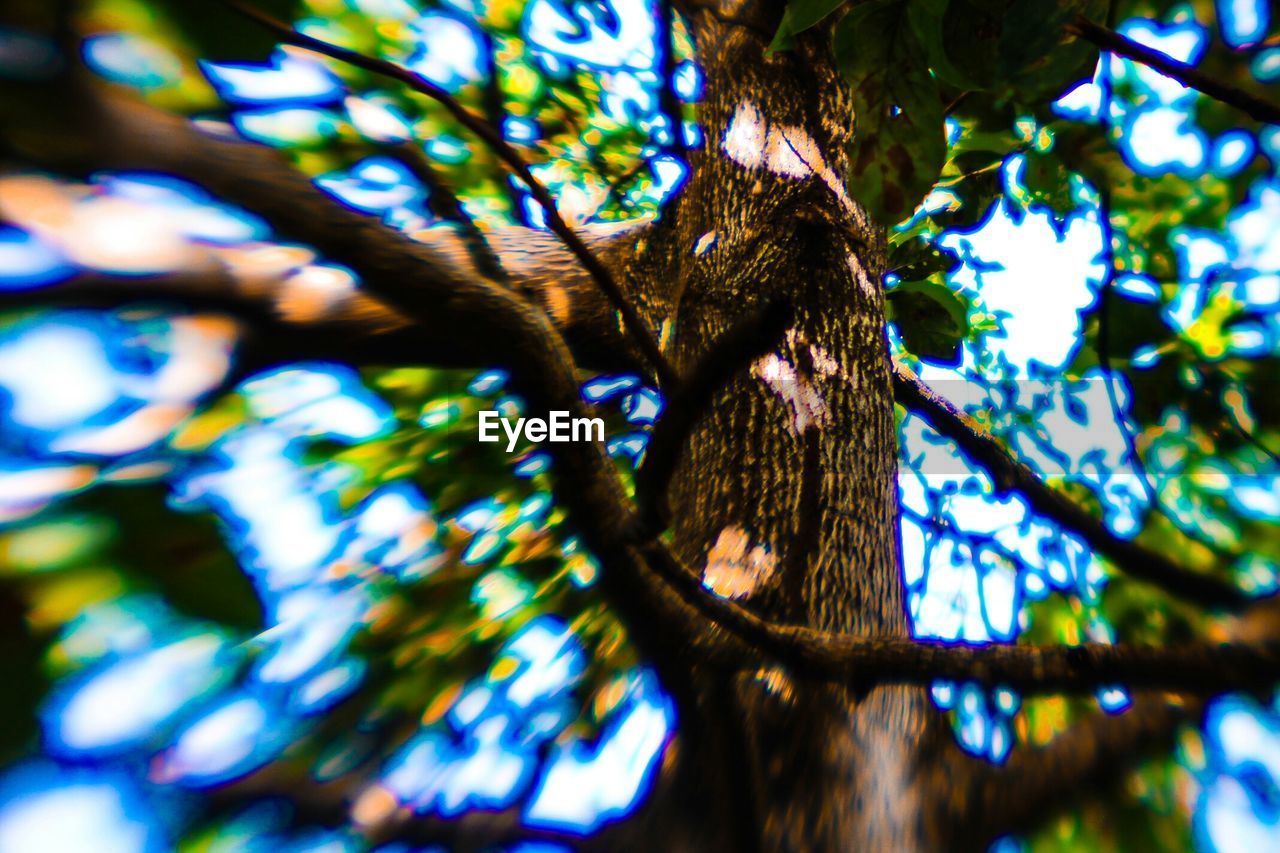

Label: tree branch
[220,0,677,387]
[890,361,1250,611]
[632,298,792,536]
[641,542,1279,695]
[2,66,741,692]
[0,267,436,370]
[1067,15,1280,126]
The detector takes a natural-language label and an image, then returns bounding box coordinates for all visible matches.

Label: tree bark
[637,11,956,849]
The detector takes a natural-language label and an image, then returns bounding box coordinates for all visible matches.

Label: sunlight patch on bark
[693,230,718,256]
[701,526,777,600]
[752,352,830,434]
[721,101,865,225]
[277,264,359,324]
[722,100,823,181]
[751,330,846,435]
[847,254,876,299]
[541,281,572,326]
[753,665,796,703]
[723,100,767,170]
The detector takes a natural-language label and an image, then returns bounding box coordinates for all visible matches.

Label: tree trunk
[630,13,960,850]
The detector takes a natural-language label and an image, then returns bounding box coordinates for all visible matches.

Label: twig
[891,361,1250,610]
[386,142,508,284]
[219,0,677,387]
[477,27,531,227]
[632,299,793,537]
[1067,15,1280,125]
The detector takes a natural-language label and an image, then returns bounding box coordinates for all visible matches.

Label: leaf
[1012,149,1076,215]
[887,240,958,280]
[835,0,947,224]
[770,0,851,52]
[151,0,301,62]
[887,279,971,365]
[907,0,1001,91]
[998,0,1106,101]
[82,487,264,630]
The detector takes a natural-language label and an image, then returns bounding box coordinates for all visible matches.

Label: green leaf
[907,0,1001,91]
[887,240,958,280]
[1012,148,1076,215]
[770,0,851,52]
[151,0,301,62]
[998,0,1106,101]
[835,0,947,224]
[85,487,264,631]
[887,279,971,365]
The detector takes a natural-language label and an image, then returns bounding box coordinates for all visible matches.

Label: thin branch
[632,298,793,537]
[220,0,677,387]
[386,142,509,284]
[477,26,532,227]
[1067,15,1280,125]
[891,361,1251,611]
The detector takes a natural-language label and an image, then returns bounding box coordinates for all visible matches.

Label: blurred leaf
[151,0,301,62]
[76,487,263,631]
[888,240,959,280]
[1015,149,1076,215]
[908,0,1001,91]
[836,0,947,224]
[887,278,971,364]
[0,586,45,761]
[770,0,850,51]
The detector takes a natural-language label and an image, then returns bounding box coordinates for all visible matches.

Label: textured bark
[636,11,954,850]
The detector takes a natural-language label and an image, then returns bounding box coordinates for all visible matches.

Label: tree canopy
[0,0,1277,849]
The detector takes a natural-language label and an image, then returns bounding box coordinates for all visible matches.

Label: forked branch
[220,0,677,387]
[1068,15,1280,126]
[891,361,1250,611]
[633,298,793,537]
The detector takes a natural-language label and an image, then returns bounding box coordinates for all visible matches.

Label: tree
[0,0,1277,849]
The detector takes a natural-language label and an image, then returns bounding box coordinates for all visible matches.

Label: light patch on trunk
[753,351,831,435]
[277,265,358,324]
[723,102,828,182]
[847,255,876,299]
[753,665,796,703]
[693,231,718,256]
[540,281,572,326]
[765,125,819,179]
[723,101,766,170]
[702,526,777,600]
[721,102,871,230]
[808,341,842,377]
